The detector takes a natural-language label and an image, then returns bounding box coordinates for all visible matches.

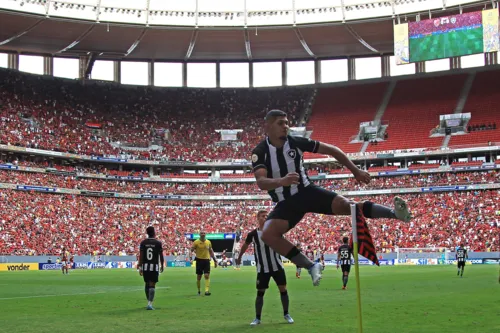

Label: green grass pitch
[0,266,498,333]
[410,28,484,63]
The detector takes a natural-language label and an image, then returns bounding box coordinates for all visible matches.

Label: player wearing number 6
[139,226,164,310]
[337,237,353,290]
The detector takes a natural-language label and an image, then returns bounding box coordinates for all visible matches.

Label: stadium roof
[0,0,490,62]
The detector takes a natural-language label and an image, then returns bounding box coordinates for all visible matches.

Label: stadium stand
[0,190,497,256]
[448,70,500,146]
[306,83,389,155]
[367,74,467,152]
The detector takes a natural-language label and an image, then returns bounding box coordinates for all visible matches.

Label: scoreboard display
[394,9,499,65]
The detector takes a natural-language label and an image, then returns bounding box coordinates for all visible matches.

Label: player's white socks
[148,288,155,303]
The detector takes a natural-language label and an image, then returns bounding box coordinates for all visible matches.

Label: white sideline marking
[0,287,170,301]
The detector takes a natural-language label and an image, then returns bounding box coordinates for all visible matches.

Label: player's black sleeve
[245,230,256,245]
[290,136,319,153]
[251,147,267,172]
[139,240,145,261]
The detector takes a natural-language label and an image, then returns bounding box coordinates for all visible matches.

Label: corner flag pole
[350,203,363,333]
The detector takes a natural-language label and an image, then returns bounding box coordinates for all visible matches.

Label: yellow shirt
[192,239,212,260]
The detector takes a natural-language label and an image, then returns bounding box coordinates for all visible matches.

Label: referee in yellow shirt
[191,231,218,296]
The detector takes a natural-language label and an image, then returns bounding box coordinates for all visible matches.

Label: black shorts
[457,261,465,268]
[267,185,337,229]
[196,259,211,275]
[143,271,159,283]
[341,264,351,273]
[257,269,287,290]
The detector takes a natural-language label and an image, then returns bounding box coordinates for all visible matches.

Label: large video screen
[409,12,484,62]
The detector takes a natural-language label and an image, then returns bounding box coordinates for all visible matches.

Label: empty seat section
[367,74,467,152]
[448,70,500,147]
[306,83,389,157]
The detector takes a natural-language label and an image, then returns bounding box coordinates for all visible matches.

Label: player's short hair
[257,209,267,215]
[342,236,349,244]
[146,226,155,237]
[264,109,287,122]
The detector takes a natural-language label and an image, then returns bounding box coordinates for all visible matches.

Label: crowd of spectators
[467,123,497,132]
[0,189,497,256]
[0,169,497,195]
[0,69,309,162]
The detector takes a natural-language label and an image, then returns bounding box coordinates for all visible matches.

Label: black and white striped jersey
[245,228,284,273]
[251,135,319,203]
[337,244,353,266]
[140,237,163,272]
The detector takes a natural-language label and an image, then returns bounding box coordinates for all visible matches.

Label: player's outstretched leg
[261,220,322,286]
[332,195,412,222]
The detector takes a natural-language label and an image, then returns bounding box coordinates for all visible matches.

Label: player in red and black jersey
[61,248,69,275]
[69,255,74,272]
[337,237,353,290]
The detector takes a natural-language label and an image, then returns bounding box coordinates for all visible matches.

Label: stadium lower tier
[0,189,497,256]
[0,169,498,194]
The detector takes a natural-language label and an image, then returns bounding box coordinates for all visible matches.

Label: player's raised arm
[254,168,299,191]
[316,142,371,184]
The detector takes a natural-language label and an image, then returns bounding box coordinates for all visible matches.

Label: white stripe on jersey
[284,141,299,196]
[297,148,310,187]
[269,145,285,201]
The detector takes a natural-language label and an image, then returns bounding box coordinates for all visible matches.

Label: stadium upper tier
[0,189,497,255]
[0,167,498,195]
[1,68,499,163]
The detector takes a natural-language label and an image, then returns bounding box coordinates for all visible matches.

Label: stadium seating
[0,189,497,256]
[0,69,309,162]
[0,168,497,195]
[306,83,389,156]
[448,70,500,146]
[367,74,467,152]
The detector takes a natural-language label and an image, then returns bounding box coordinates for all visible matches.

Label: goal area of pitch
[396,247,452,265]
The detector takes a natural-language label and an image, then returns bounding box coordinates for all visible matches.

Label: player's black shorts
[457,261,465,268]
[341,264,351,273]
[267,185,338,229]
[143,271,159,283]
[256,269,287,290]
[196,258,211,275]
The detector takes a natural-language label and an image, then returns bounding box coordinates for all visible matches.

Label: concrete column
[148,60,154,86]
[8,53,19,70]
[281,60,287,86]
[216,61,221,88]
[416,62,426,73]
[43,56,53,76]
[249,61,254,88]
[381,55,391,77]
[114,60,121,83]
[182,62,187,87]
[79,56,87,80]
[149,166,154,176]
[450,57,461,69]
[314,59,321,84]
[347,58,355,80]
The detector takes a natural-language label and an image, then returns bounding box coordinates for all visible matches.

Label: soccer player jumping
[251,110,412,286]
